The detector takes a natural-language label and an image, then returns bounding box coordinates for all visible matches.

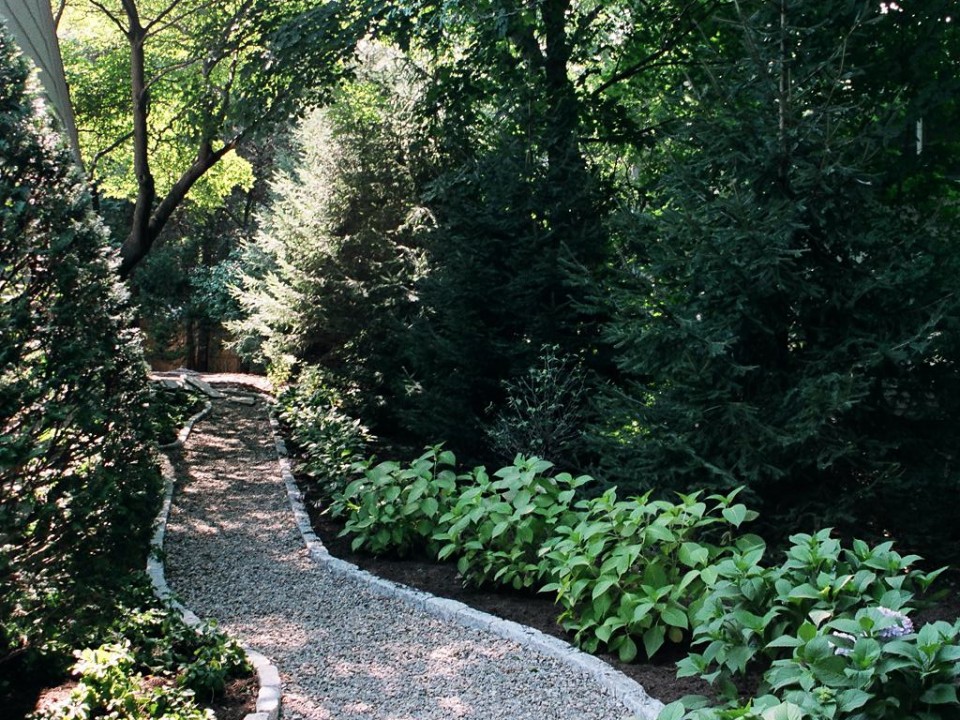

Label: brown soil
[301,485,712,705]
[209,675,259,720]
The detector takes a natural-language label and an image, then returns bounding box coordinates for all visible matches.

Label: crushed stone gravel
[163,398,641,720]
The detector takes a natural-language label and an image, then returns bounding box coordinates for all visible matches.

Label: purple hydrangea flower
[830,607,915,655]
[875,606,914,639]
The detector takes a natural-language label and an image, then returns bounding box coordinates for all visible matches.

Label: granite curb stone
[264,411,665,720]
[148,399,283,720]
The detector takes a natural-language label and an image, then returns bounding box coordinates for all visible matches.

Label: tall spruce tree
[595,0,960,552]
[231,44,429,429]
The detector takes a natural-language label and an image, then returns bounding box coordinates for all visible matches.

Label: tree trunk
[119,1,154,278]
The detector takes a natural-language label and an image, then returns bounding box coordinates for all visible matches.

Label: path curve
[163,388,660,720]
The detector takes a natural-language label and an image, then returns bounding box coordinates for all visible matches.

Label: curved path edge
[147,400,283,720]
[266,412,666,720]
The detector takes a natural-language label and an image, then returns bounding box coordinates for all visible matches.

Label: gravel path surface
[164,397,638,720]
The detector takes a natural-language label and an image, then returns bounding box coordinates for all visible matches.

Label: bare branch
[87,129,134,179]
[142,0,189,34]
[53,0,67,27]
[86,0,128,34]
[143,55,204,90]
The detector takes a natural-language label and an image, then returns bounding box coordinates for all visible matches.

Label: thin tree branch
[87,129,134,179]
[588,0,718,97]
[87,0,128,34]
[53,0,67,27]
[142,0,189,34]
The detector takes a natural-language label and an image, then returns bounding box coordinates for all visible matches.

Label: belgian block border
[148,399,282,720]
[266,412,665,720]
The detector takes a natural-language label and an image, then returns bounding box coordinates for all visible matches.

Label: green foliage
[331,446,458,557]
[145,385,205,446]
[434,456,589,590]
[540,489,755,662]
[34,644,214,720]
[664,615,960,720]
[60,0,366,208]
[277,365,374,497]
[31,601,250,720]
[678,529,944,702]
[232,43,428,428]
[593,0,960,556]
[0,29,161,665]
[397,131,607,456]
[131,224,247,370]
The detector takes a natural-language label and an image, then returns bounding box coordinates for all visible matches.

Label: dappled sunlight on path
[163,392,637,720]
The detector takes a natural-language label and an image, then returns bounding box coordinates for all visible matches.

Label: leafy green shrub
[105,605,248,702]
[146,386,205,446]
[277,365,373,496]
[0,28,161,666]
[32,643,213,720]
[331,446,459,556]
[31,603,249,720]
[541,488,755,661]
[661,613,960,720]
[677,529,944,700]
[434,456,590,590]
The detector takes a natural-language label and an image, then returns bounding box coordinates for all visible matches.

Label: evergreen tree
[232,44,428,429]
[595,0,960,552]
[0,27,161,665]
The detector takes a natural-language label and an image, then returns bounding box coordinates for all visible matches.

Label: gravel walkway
[164,396,640,720]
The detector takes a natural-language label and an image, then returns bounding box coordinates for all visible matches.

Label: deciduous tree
[59,0,369,276]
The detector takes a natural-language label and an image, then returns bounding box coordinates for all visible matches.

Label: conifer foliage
[596,0,960,547]
[0,28,161,665]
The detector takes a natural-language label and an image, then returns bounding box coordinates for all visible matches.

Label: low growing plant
[661,612,960,720]
[676,529,945,700]
[277,365,373,496]
[33,643,214,720]
[541,488,755,661]
[331,446,459,556]
[31,602,250,720]
[433,456,590,590]
[146,385,205,446]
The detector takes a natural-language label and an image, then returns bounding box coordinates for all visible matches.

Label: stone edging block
[266,413,666,720]
[147,399,282,720]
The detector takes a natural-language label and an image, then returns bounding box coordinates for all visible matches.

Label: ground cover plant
[276,365,373,497]
[658,532,955,719]
[31,592,251,720]
[293,381,753,662]
[147,385,206,446]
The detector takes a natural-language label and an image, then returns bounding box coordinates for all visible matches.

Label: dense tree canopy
[5,1,959,666]
[3,5,960,715]
[231,0,960,558]
[594,0,960,546]
[59,0,371,276]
